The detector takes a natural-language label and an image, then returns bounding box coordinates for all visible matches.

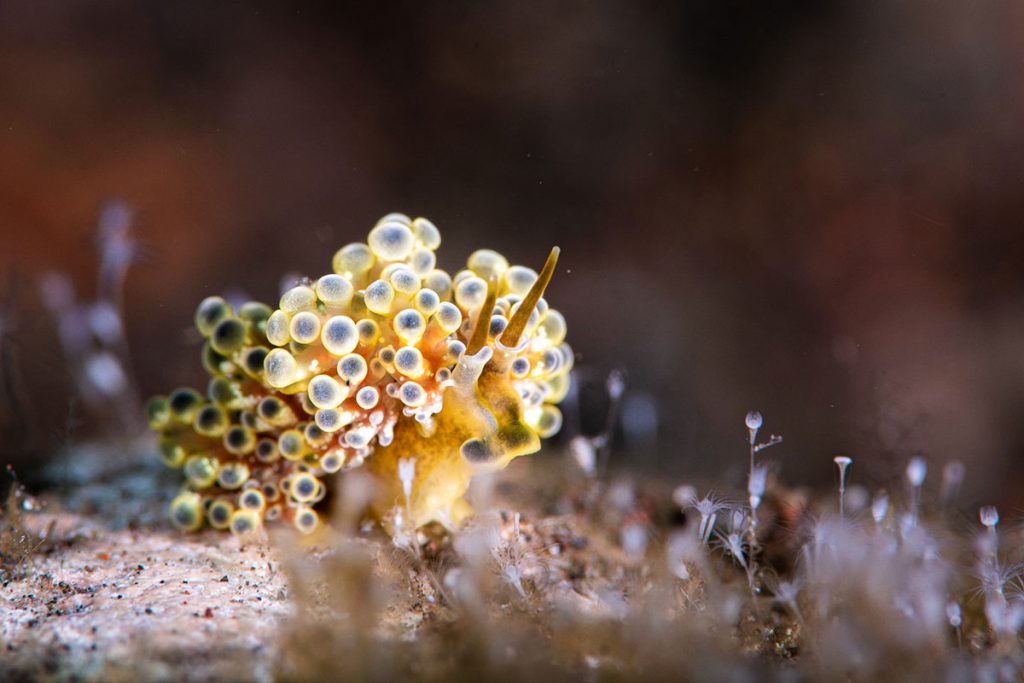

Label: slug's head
[455,245,568,472]
[362,228,572,529]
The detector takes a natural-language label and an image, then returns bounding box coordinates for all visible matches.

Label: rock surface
[1,510,289,683]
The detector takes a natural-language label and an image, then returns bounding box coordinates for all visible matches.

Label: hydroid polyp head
[906,457,927,488]
[833,456,852,520]
[979,505,999,529]
[833,456,852,487]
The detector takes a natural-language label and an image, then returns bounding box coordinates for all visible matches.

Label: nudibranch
[146,214,572,536]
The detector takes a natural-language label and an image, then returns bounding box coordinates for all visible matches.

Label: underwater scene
[3,3,1024,682]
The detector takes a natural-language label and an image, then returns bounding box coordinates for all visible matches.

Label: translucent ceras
[146,214,572,535]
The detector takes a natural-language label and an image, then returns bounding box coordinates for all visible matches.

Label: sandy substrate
[3,441,1012,683]
[0,445,602,683]
[0,443,294,682]
[2,444,761,683]
[1,510,289,683]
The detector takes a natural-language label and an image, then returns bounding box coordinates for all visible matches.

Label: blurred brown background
[2,1,1024,506]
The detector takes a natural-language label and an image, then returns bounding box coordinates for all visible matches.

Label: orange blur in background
[2,1,1023,506]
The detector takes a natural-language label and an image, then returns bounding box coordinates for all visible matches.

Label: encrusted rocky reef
[2,437,1022,683]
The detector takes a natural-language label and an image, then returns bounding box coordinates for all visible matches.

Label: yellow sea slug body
[148,214,572,535]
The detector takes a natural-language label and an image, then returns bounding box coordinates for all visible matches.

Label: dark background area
[2,1,1024,506]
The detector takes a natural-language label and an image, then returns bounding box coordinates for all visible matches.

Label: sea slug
[146,214,571,536]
